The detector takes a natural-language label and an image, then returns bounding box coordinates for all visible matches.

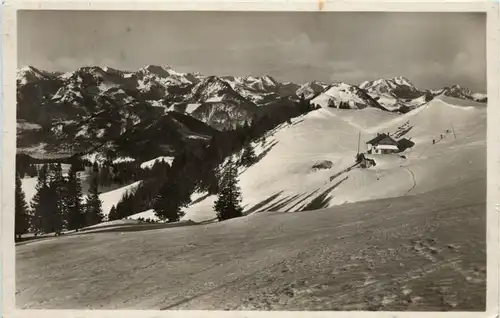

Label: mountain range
[16,65,486,162]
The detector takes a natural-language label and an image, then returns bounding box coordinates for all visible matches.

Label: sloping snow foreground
[182,96,485,222]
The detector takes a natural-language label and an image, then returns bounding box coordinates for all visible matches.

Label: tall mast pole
[357,131,361,155]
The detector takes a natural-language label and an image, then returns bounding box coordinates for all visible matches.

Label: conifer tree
[153,173,187,222]
[15,172,30,240]
[240,144,257,167]
[48,163,66,235]
[66,164,85,231]
[85,173,103,226]
[31,164,54,234]
[213,161,243,221]
[108,205,119,221]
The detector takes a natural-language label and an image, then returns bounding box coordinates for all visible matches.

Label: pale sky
[18,11,486,92]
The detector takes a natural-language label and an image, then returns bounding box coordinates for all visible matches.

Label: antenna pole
[357,131,361,155]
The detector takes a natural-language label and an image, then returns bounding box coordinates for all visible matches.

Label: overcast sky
[18,11,486,92]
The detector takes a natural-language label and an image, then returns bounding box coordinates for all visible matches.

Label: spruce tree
[31,165,47,236]
[66,164,85,231]
[153,173,187,222]
[48,164,66,235]
[15,172,30,240]
[108,205,119,221]
[85,173,103,226]
[240,144,257,167]
[31,164,53,234]
[213,161,243,221]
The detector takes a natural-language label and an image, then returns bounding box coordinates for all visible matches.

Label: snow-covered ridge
[17,65,487,109]
[359,76,420,97]
[311,83,385,110]
[296,81,329,100]
[17,66,53,85]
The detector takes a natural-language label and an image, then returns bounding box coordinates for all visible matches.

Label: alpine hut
[366,133,399,155]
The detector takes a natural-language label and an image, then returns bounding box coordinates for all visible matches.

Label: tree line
[15,162,103,240]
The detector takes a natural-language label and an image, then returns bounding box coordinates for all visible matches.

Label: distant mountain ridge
[16,65,486,161]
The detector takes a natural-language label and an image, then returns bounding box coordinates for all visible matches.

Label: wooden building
[366,133,400,155]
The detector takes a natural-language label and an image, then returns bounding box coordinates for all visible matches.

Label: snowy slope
[472,92,487,102]
[182,96,485,222]
[99,181,142,218]
[21,177,38,207]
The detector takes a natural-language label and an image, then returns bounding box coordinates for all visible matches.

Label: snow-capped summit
[392,76,414,87]
[188,76,248,103]
[433,84,486,103]
[228,74,280,92]
[219,74,290,105]
[358,76,428,113]
[472,93,487,102]
[440,84,472,99]
[311,82,387,110]
[134,65,199,96]
[250,75,279,91]
[359,76,421,99]
[138,65,172,78]
[16,66,54,85]
[296,81,329,100]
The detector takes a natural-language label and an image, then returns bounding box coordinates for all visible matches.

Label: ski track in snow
[402,166,417,196]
